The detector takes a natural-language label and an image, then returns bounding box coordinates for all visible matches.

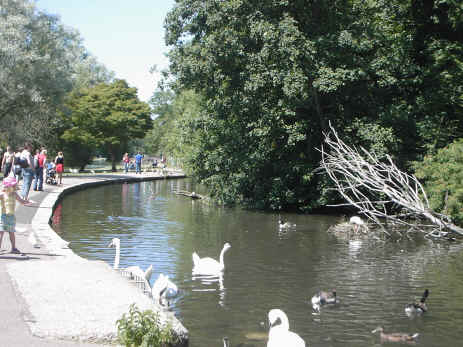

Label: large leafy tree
[62,80,153,170]
[144,89,203,169]
[164,0,462,210]
[0,0,114,149]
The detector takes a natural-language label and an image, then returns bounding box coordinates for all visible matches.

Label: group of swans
[107,238,178,304]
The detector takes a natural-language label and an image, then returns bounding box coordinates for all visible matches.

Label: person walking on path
[20,143,34,200]
[33,148,47,191]
[54,151,64,185]
[135,151,143,174]
[1,146,14,177]
[0,174,32,254]
[123,153,130,173]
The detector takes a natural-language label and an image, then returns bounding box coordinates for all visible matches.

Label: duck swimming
[372,327,419,343]
[311,289,337,311]
[405,289,429,317]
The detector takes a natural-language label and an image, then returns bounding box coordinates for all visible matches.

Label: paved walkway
[0,171,187,346]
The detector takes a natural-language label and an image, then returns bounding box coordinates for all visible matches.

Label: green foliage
[143,89,203,170]
[61,80,153,170]
[0,0,113,148]
[415,139,463,226]
[159,0,462,211]
[116,304,174,347]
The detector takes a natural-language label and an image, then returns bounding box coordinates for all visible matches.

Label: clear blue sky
[35,0,176,102]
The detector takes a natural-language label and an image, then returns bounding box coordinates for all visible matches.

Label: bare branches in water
[319,123,463,238]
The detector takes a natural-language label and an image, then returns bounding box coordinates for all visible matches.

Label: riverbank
[0,171,188,346]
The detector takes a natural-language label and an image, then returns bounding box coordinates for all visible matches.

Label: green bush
[414,139,463,226]
[116,304,174,347]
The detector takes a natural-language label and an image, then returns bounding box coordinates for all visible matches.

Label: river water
[52,179,463,347]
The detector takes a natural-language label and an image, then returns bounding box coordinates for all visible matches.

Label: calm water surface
[52,179,463,347]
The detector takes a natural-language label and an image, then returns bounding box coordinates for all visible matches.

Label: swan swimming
[278,218,295,230]
[107,238,152,289]
[349,216,365,232]
[267,309,305,347]
[192,243,231,275]
[152,273,178,305]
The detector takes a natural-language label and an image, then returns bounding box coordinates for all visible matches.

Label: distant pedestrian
[135,151,143,174]
[122,153,130,173]
[54,151,64,185]
[2,146,14,177]
[20,143,34,200]
[0,173,33,254]
[33,148,47,191]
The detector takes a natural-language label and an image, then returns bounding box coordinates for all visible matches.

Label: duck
[311,289,337,306]
[278,218,295,230]
[192,243,231,275]
[349,215,365,232]
[267,309,305,347]
[405,289,429,317]
[371,327,419,343]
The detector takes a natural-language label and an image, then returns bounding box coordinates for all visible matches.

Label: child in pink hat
[0,175,33,254]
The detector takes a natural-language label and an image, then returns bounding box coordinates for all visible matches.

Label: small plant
[116,304,174,347]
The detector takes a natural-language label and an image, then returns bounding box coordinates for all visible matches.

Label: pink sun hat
[3,175,17,188]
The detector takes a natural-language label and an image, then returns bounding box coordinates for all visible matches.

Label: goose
[349,216,365,232]
[192,243,231,275]
[371,327,419,343]
[267,309,305,347]
[107,238,151,289]
[405,289,429,317]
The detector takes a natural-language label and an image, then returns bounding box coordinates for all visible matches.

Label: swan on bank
[192,243,231,275]
[267,309,305,347]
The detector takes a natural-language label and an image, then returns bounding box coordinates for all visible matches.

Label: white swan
[267,309,305,347]
[107,238,151,289]
[152,273,178,305]
[192,243,231,275]
[278,218,295,230]
[349,216,365,232]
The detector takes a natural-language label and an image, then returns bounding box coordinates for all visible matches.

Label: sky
[35,0,176,102]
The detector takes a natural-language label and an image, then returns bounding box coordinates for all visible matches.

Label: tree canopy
[0,0,113,149]
[62,80,153,170]
[162,0,463,211]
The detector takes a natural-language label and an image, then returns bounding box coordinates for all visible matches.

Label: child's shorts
[0,214,16,232]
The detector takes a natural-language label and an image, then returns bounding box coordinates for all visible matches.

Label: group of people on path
[122,151,144,174]
[0,143,64,254]
[122,152,167,174]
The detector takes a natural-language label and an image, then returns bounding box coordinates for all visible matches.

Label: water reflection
[52,179,463,347]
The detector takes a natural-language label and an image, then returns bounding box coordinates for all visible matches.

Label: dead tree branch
[319,123,463,236]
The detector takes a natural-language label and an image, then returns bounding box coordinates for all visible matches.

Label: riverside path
[0,170,188,347]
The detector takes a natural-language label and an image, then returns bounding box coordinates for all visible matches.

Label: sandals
[11,248,21,254]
